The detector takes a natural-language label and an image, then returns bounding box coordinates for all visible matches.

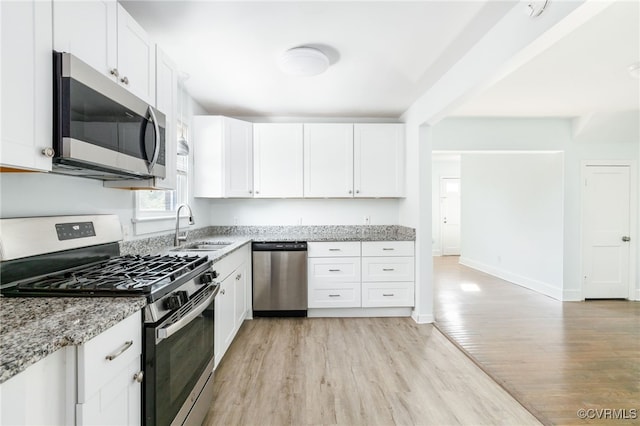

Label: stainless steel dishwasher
[252,241,307,317]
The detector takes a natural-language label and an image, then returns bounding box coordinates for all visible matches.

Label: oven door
[144,283,218,426]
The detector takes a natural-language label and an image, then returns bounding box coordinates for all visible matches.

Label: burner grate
[14,254,208,294]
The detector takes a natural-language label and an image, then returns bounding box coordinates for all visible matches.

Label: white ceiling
[451,1,640,118]
[121,1,640,120]
[120,1,512,118]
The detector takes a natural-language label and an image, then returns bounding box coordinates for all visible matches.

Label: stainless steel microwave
[52,51,165,180]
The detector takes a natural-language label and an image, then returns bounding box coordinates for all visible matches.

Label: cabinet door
[1,0,52,172]
[76,356,141,426]
[303,124,354,198]
[224,118,254,197]
[117,4,155,104]
[215,276,236,367]
[152,47,178,190]
[354,123,405,197]
[234,262,248,328]
[193,116,224,198]
[253,123,303,197]
[52,0,117,81]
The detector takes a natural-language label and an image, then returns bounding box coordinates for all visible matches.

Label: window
[135,121,189,220]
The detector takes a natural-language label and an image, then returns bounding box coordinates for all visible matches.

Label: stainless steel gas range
[0,215,219,426]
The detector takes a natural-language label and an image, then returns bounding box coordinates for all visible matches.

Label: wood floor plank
[433,256,640,426]
[204,316,540,426]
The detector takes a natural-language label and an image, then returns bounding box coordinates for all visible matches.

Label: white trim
[411,311,434,324]
[580,160,638,300]
[459,256,563,300]
[562,289,582,301]
[307,307,412,318]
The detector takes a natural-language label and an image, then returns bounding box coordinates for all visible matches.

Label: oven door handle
[157,284,219,342]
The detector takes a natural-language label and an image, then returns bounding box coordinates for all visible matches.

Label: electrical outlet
[364,215,370,225]
[122,225,130,239]
[233,217,239,226]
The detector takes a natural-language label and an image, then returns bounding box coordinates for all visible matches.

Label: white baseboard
[411,311,434,324]
[307,307,412,318]
[432,249,442,257]
[459,257,563,301]
[633,288,640,301]
[562,289,582,301]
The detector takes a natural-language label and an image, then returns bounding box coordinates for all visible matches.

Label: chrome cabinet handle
[328,248,341,251]
[382,293,395,297]
[133,371,144,383]
[328,269,341,272]
[41,147,55,158]
[348,190,353,194]
[236,273,242,280]
[328,294,340,297]
[382,248,394,251]
[383,268,395,271]
[255,191,260,194]
[356,190,360,194]
[248,190,253,194]
[110,68,119,78]
[622,236,631,242]
[120,76,129,85]
[105,341,133,361]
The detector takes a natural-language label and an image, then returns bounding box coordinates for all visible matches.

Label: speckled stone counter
[121,225,415,256]
[0,297,146,383]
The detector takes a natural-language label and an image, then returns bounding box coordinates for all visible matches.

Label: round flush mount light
[525,0,549,18]
[278,46,330,77]
[628,62,640,79]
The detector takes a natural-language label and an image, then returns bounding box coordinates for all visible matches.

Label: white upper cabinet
[253,123,303,198]
[1,0,53,172]
[303,124,354,198]
[53,1,155,104]
[193,116,253,198]
[116,4,155,104]
[354,123,405,197]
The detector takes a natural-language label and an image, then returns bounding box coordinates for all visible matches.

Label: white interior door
[440,177,461,256]
[582,165,631,299]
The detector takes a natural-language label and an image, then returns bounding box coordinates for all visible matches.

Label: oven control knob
[164,291,188,310]
[199,271,216,285]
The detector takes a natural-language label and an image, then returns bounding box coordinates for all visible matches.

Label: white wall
[460,153,564,299]
[431,155,461,255]
[206,198,400,226]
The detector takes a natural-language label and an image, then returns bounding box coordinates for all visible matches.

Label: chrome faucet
[174,204,195,246]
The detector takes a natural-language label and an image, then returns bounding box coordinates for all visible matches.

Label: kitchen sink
[171,241,233,252]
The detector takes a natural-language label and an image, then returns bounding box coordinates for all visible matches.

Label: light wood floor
[204,316,540,426]
[433,256,640,426]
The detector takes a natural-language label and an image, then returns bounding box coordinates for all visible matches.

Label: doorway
[440,177,461,255]
[581,163,635,299]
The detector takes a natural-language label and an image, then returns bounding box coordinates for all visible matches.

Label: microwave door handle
[156,284,219,343]
[147,106,161,173]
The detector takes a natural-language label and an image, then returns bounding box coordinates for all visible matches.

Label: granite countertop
[0,296,146,383]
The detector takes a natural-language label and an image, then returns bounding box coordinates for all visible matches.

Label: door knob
[622,236,631,242]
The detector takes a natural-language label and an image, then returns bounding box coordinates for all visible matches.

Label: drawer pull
[382,248,395,251]
[328,294,341,297]
[328,248,341,251]
[383,293,395,297]
[105,340,133,361]
[383,268,395,271]
[328,269,341,272]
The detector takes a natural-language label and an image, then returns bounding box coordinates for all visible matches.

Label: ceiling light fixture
[526,0,549,18]
[628,62,640,79]
[278,46,330,77]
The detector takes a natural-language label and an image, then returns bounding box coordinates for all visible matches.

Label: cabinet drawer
[308,283,361,308]
[362,282,414,307]
[362,241,414,257]
[77,311,142,402]
[308,257,360,283]
[362,257,414,282]
[308,241,360,257]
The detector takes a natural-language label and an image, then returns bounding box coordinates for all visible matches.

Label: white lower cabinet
[214,244,251,368]
[76,311,142,425]
[0,311,142,425]
[308,241,415,313]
